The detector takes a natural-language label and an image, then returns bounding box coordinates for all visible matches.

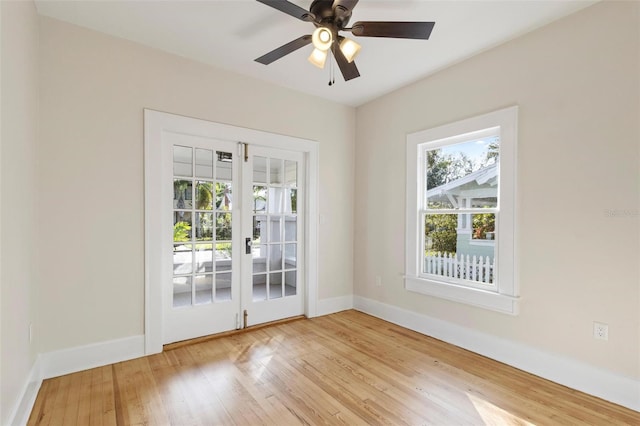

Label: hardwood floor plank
[48,375,73,425]
[28,311,640,425]
[99,366,117,426]
[75,370,93,425]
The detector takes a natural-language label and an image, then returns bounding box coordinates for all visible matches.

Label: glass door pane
[250,152,301,304]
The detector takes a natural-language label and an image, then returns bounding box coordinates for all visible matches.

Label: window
[405,106,519,314]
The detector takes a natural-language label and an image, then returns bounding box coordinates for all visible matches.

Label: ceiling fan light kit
[339,37,361,63]
[255,0,435,82]
[312,27,333,50]
[308,48,328,68]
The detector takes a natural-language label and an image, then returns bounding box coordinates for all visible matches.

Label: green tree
[197,182,213,210]
[472,213,495,239]
[486,141,499,164]
[216,212,232,241]
[173,221,191,242]
[427,150,448,189]
[425,214,457,254]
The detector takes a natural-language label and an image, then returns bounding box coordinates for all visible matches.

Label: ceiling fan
[255,0,435,82]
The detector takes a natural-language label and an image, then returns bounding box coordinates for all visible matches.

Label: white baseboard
[7,357,42,426]
[353,295,640,412]
[8,335,145,425]
[40,335,145,379]
[316,295,354,316]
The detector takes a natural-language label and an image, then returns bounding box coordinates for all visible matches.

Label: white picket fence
[425,252,495,284]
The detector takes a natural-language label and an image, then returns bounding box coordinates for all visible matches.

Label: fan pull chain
[332,56,336,86]
[328,46,336,86]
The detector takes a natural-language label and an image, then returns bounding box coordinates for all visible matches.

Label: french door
[163,134,305,344]
[242,145,305,326]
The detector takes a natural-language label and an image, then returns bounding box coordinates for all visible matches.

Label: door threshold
[163,315,306,351]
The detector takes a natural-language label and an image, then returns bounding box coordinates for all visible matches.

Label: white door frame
[144,109,319,355]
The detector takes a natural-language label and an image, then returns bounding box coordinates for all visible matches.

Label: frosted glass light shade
[340,38,361,63]
[308,48,328,68]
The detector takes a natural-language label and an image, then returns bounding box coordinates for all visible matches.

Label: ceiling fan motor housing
[310,0,353,30]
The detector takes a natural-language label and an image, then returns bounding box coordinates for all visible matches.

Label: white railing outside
[424,252,495,284]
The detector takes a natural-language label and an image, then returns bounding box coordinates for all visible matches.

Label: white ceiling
[34,0,598,107]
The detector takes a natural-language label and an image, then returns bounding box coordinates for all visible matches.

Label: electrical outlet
[375,276,382,287]
[593,322,608,341]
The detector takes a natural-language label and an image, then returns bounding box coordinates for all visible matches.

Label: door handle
[245,237,252,254]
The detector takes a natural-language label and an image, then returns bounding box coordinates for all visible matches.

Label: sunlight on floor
[253,355,273,381]
[467,392,535,425]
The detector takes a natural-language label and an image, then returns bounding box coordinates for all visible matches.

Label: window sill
[404,276,519,315]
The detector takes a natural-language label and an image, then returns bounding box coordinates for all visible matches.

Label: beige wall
[1,1,39,422]
[37,17,355,353]
[355,1,639,378]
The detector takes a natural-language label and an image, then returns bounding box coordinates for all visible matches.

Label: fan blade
[332,0,359,12]
[351,21,435,39]
[255,35,312,65]
[332,42,360,81]
[256,0,315,22]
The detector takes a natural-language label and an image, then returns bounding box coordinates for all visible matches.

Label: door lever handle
[245,237,252,254]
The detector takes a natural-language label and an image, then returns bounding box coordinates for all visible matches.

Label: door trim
[144,109,319,355]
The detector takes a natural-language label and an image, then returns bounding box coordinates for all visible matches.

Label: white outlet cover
[593,322,609,341]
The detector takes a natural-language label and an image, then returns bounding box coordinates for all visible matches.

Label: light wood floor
[28,310,639,425]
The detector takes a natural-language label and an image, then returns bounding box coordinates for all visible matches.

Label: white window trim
[405,106,519,315]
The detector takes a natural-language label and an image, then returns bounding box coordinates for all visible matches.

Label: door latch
[245,237,252,254]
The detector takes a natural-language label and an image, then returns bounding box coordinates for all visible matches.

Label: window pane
[268,187,284,213]
[269,216,282,243]
[173,180,192,209]
[424,213,495,284]
[173,212,192,242]
[195,149,213,179]
[216,151,233,180]
[195,181,213,210]
[253,185,267,213]
[253,273,267,301]
[270,158,284,185]
[215,242,232,272]
[216,272,232,302]
[194,274,213,305]
[173,145,192,177]
[216,213,232,242]
[216,182,232,210]
[284,243,296,269]
[254,156,267,184]
[472,213,496,240]
[252,244,267,273]
[284,216,297,242]
[173,244,193,275]
[269,244,282,271]
[195,244,213,273]
[285,188,297,214]
[269,272,283,299]
[253,215,265,244]
[426,136,499,209]
[285,160,297,187]
[285,271,297,296]
[173,276,192,308]
[195,213,213,241]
